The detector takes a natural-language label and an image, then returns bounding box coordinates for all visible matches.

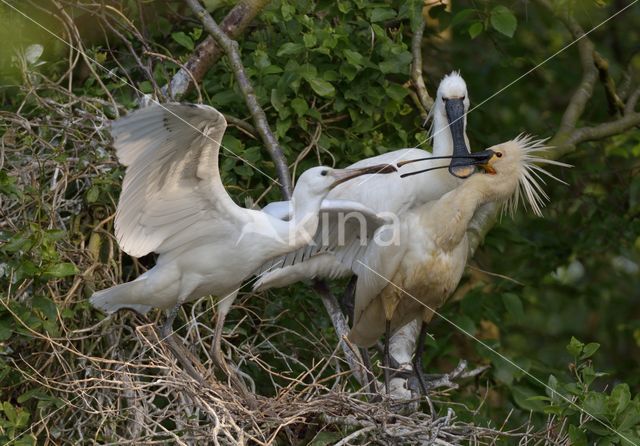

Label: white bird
[255,71,480,292]
[89,103,396,394]
[253,72,487,394]
[348,136,569,392]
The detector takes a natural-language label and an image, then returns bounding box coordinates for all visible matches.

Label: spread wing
[112,103,243,257]
[255,199,392,278]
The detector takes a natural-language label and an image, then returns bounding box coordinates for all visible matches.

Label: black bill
[445,98,474,179]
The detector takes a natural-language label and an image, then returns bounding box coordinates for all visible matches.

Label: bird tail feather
[90,278,151,315]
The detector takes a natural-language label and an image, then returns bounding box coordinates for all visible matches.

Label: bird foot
[412,359,489,394]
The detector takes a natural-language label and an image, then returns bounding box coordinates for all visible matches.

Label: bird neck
[431,110,467,157]
[425,174,492,249]
[282,192,323,249]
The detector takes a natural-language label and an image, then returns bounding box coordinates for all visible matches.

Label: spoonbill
[348,136,569,393]
[89,103,396,394]
[255,71,479,291]
[253,72,485,394]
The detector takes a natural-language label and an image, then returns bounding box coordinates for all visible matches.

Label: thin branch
[166,0,271,100]
[411,19,434,116]
[625,86,640,115]
[594,51,626,115]
[533,0,598,146]
[185,0,293,199]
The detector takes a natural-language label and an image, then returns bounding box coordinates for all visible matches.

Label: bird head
[296,164,397,195]
[432,72,475,179]
[475,135,570,216]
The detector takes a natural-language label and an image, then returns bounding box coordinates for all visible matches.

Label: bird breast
[383,225,469,331]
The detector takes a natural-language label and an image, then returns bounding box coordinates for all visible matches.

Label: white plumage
[90,103,395,393]
[254,71,474,292]
[348,136,569,392]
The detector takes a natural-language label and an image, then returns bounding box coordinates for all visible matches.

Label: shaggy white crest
[503,134,571,218]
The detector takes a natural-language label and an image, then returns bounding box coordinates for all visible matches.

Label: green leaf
[0,315,14,341]
[303,33,317,48]
[43,262,78,278]
[512,385,547,412]
[3,401,17,424]
[276,42,305,57]
[502,293,525,321]
[490,6,517,38]
[581,342,600,360]
[86,186,100,203]
[617,400,640,430]
[370,7,396,23]
[343,49,365,68]
[584,391,608,418]
[385,83,408,102]
[452,9,476,27]
[468,22,483,39]
[306,78,335,97]
[568,425,588,446]
[567,336,585,357]
[611,384,631,416]
[171,32,194,51]
[291,97,308,116]
[33,296,57,321]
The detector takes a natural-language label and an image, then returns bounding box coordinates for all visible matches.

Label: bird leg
[340,275,358,324]
[210,305,257,408]
[159,304,207,385]
[412,320,431,395]
[359,347,378,395]
[383,319,393,395]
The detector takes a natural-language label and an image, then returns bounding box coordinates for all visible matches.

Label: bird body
[347,136,568,390]
[255,72,473,291]
[89,102,395,393]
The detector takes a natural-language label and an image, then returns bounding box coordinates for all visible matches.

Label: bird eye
[496,152,503,158]
[320,170,328,176]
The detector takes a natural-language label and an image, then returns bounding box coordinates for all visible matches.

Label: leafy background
[1,0,639,444]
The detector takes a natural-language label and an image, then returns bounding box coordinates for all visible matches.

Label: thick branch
[313,281,368,388]
[410,19,434,117]
[166,0,271,100]
[186,0,293,199]
[555,112,640,156]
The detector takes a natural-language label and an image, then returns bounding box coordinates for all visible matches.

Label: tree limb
[185,0,293,199]
[533,0,598,146]
[556,112,640,156]
[313,281,368,388]
[594,51,626,115]
[166,0,271,100]
[625,87,640,115]
[411,19,434,117]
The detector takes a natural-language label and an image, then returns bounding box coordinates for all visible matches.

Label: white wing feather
[254,199,392,279]
[111,103,242,257]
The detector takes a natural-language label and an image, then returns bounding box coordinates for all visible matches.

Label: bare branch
[167,0,271,100]
[557,112,640,156]
[313,280,368,388]
[533,0,598,146]
[594,51,626,115]
[625,87,640,115]
[185,0,293,199]
[411,19,434,116]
